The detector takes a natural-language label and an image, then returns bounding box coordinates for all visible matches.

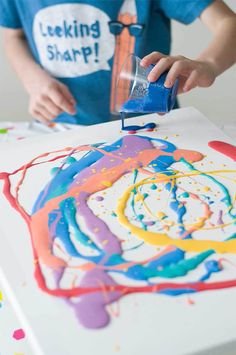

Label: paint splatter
[12,329,25,341]
[0,128,8,134]
[120,112,157,133]
[0,135,236,330]
[0,291,3,308]
[95,196,104,202]
[209,141,236,161]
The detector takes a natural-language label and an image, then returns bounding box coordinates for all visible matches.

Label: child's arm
[3,29,76,123]
[141,0,236,93]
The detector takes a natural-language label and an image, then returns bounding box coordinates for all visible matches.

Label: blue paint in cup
[121,67,179,114]
[116,55,179,131]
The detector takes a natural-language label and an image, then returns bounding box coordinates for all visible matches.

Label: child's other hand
[28,73,76,124]
[140,52,217,94]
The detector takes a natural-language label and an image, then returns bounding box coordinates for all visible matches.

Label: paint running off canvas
[1,129,236,329]
[0,109,236,355]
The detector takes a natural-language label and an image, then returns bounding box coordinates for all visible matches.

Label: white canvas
[0,107,236,355]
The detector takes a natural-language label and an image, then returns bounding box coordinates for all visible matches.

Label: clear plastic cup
[115,54,179,114]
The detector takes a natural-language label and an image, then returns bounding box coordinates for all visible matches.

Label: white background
[0,0,235,125]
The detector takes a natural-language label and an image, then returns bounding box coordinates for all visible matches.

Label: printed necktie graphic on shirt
[33,3,115,78]
[109,0,145,113]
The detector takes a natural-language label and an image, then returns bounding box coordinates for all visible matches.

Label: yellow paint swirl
[116,169,236,254]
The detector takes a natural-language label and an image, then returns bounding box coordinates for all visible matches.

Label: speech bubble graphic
[33,4,115,78]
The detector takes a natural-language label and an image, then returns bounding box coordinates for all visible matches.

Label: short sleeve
[0,0,22,29]
[159,0,215,25]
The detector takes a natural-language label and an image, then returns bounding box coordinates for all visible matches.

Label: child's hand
[28,73,76,124]
[140,52,217,94]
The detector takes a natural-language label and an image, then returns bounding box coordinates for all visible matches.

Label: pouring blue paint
[116,55,179,133]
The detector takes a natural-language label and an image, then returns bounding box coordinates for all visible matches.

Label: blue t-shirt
[0,0,214,125]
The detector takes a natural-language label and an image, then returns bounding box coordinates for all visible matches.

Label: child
[0,0,235,125]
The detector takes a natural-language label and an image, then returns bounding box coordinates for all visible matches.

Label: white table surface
[0,118,235,355]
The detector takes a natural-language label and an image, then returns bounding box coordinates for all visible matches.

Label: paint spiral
[0,135,236,329]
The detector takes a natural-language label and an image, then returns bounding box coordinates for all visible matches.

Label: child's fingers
[148,57,175,82]
[36,104,57,121]
[58,83,77,105]
[164,60,193,88]
[140,51,166,67]
[29,104,52,122]
[33,111,50,125]
[183,70,199,92]
[49,85,76,115]
[43,97,63,117]
[176,77,188,94]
